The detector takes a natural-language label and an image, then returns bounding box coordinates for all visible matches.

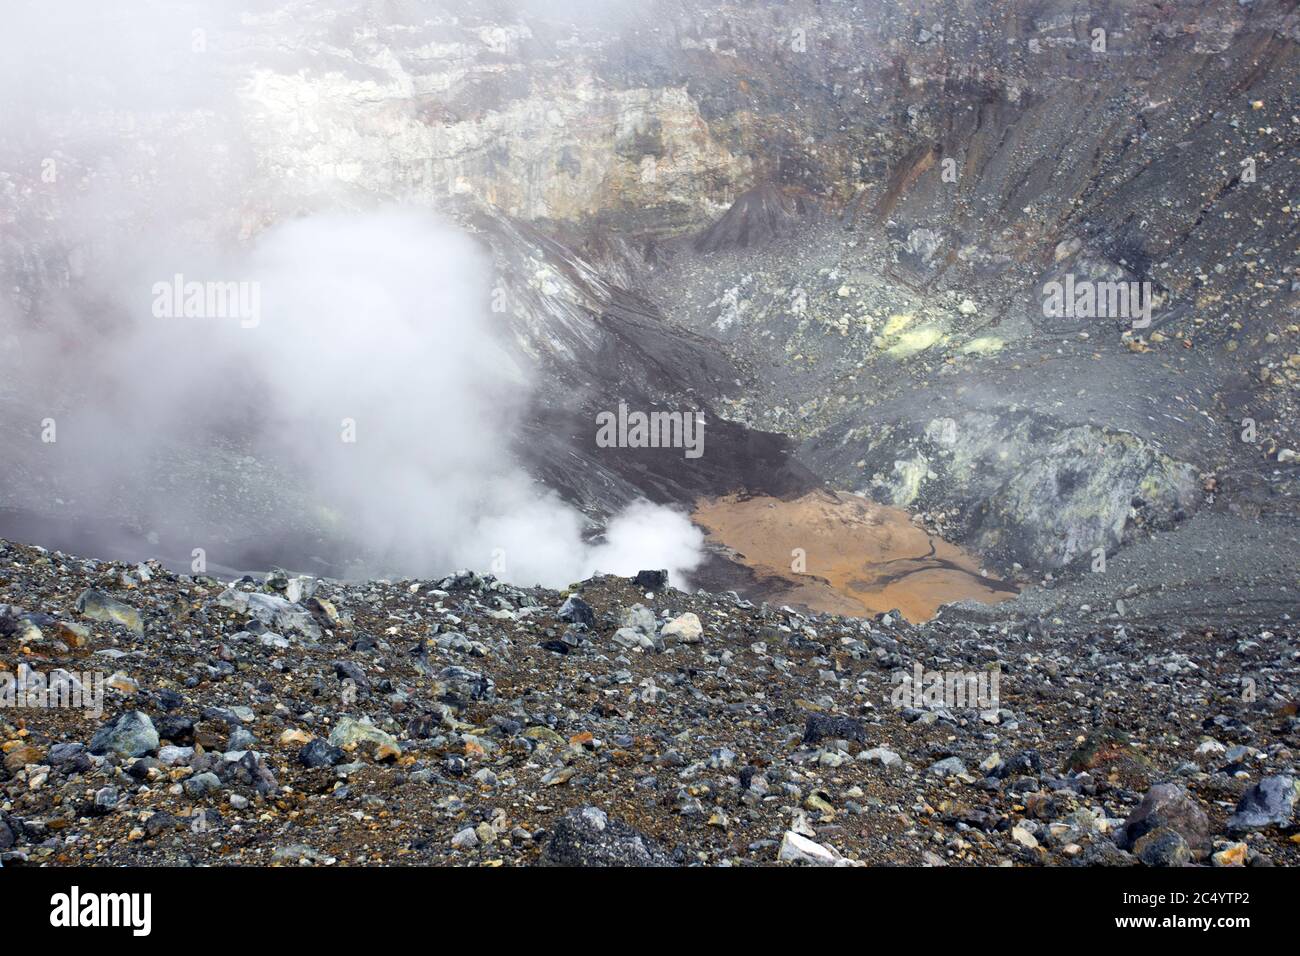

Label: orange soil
[691,489,1018,623]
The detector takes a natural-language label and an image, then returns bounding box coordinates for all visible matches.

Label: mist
[5,204,705,588]
[0,0,704,589]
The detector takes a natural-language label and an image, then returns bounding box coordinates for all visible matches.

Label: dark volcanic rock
[155,715,196,745]
[1115,784,1211,858]
[334,660,369,691]
[630,570,668,591]
[557,595,595,629]
[219,751,278,796]
[540,806,674,867]
[298,739,345,769]
[438,666,494,703]
[994,750,1043,779]
[1133,827,1192,868]
[144,812,180,838]
[802,713,867,746]
[47,742,85,768]
[1064,726,1152,781]
[184,772,223,797]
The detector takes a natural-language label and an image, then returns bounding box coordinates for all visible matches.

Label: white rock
[777,831,862,867]
[611,627,654,651]
[661,612,703,644]
[158,746,195,766]
[858,747,902,768]
[285,576,317,604]
[1011,825,1039,849]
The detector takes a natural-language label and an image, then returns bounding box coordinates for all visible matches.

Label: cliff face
[239,0,1300,314]
[8,2,1295,228]
[5,0,1296,322]
[6,0,1296,367]
[230,9,753,227]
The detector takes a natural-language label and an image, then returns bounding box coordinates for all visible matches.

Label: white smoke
[235,207,704,587]
[0,0,705,589]
[7,204,706,589]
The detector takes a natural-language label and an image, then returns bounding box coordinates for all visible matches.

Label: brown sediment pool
[691,489,1019,623]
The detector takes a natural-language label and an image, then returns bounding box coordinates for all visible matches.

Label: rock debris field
[1,538,1297,867]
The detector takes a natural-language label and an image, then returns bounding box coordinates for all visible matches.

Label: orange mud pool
[691,490,1019,623]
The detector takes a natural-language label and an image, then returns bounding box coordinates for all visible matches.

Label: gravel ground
[1,536,1296,867]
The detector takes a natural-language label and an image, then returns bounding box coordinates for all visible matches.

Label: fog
[0,0,704,588]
